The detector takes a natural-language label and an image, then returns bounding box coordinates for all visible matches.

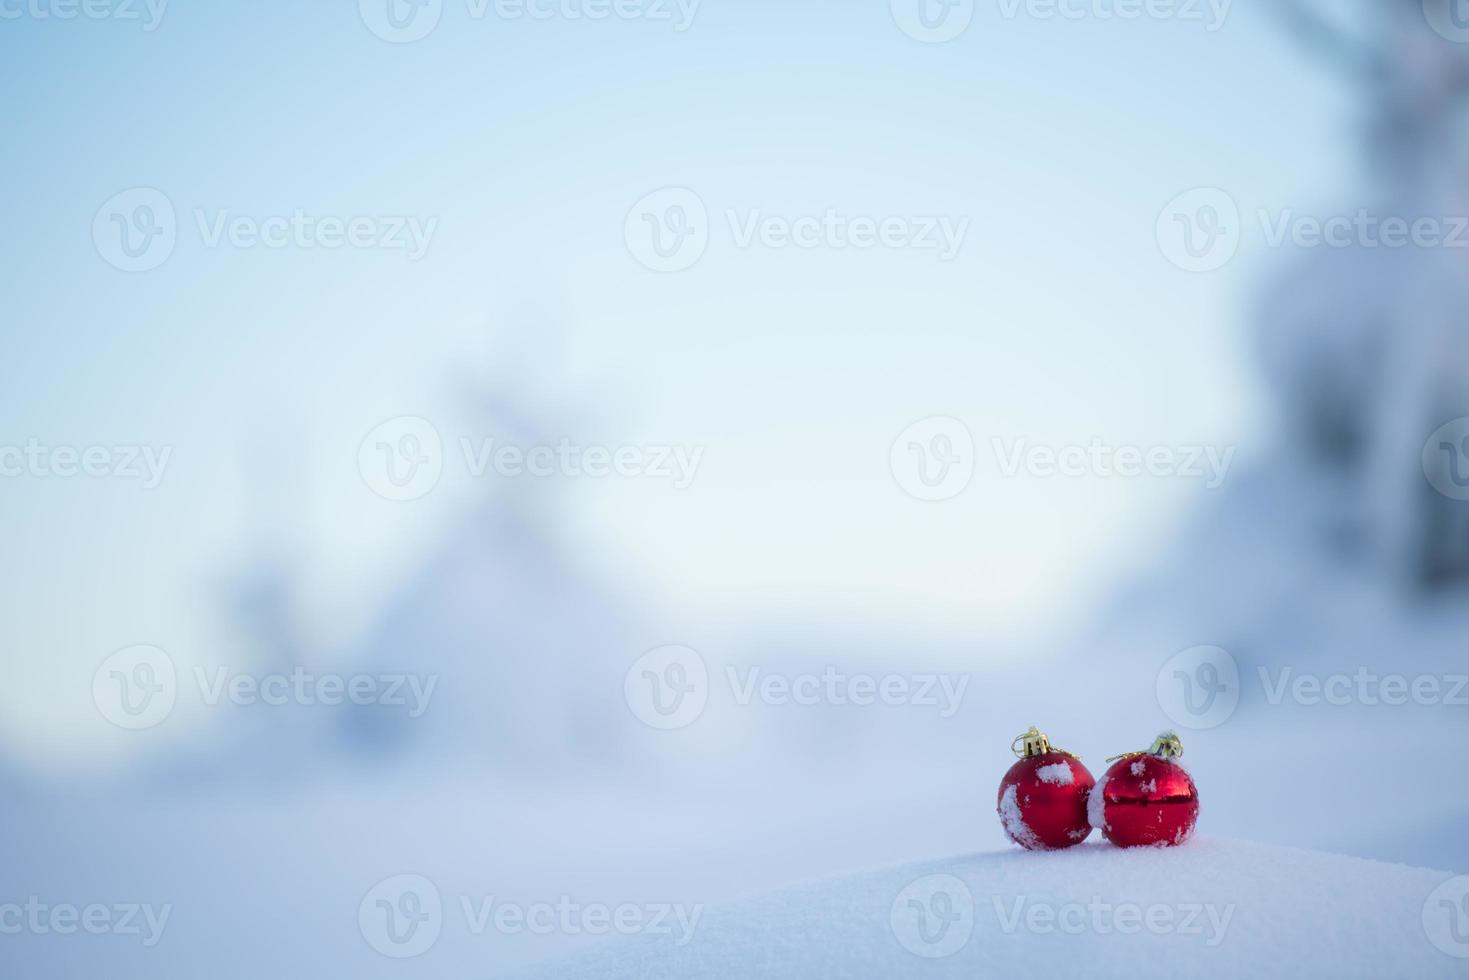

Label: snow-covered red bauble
[997,727,1095,850]
[1089,732,1199,848]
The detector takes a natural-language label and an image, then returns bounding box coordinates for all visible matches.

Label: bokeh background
[3,0,1468,976]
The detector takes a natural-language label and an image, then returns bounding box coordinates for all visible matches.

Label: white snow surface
[500,838,1464,979]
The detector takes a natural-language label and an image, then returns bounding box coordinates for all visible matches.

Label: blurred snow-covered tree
[1262,0,1469,586]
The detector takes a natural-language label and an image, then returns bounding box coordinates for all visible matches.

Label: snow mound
[498,838,1465,979]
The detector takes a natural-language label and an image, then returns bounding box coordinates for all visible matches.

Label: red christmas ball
[1090,734,1199,848]
[997,728,1095,850]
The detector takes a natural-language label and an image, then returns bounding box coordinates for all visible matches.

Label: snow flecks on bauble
[998,783,1043,850]
[1092,731,1199,848]
[1034,761,1074,785]
[997,727,1095,850]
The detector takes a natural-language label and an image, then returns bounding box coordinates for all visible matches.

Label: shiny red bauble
[997,728,1095,850]
[1090,746,1199,848]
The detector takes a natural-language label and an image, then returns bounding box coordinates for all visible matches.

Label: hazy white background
[4,2,1466,978]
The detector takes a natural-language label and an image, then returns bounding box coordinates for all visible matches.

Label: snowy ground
[5,745,1467,979]
[499,838,1468,979]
